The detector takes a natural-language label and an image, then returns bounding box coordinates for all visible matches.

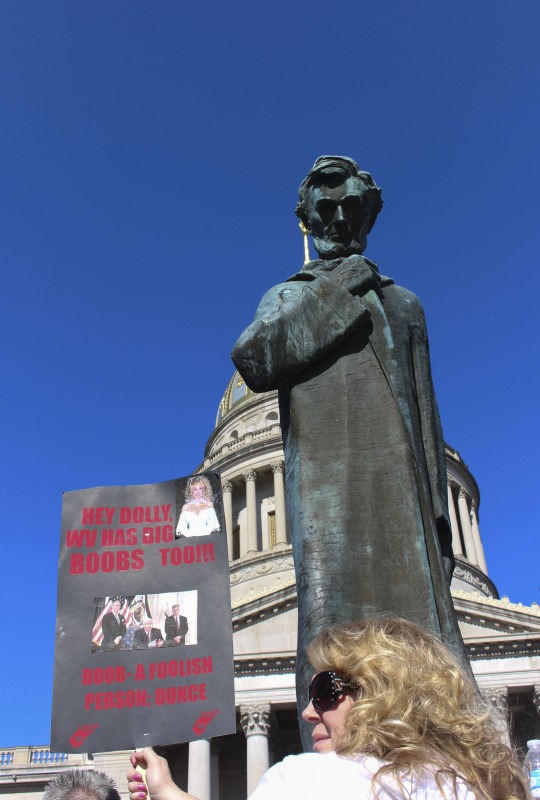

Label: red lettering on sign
[84,690,148,710]
[66,529,97,548]
[154,683,207,705]
[82,666,126,685]
[119,505,172,524]
[69,549,144,575]
[81,507,116,525]
[158,544,215,567]
[142,525,174,544]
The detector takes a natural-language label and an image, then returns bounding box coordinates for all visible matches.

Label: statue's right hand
[330,255,382,297]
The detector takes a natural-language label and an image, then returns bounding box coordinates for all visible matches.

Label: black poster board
[51,473,235,753]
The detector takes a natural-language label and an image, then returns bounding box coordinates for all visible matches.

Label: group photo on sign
[91,592,197,652]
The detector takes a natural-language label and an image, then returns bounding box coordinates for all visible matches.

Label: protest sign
[51,473,235,753]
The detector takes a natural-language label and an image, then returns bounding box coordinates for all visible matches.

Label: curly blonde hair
[307,617,528,800]
[184,475,214,503]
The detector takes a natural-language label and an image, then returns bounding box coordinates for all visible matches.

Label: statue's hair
[43,770,121,800]
[296,155,383,233]
[185,475,214,503]
[307,617,528,800]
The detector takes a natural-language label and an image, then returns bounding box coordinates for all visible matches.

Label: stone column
[243,470,258,555]
[240,704,272,796]
[485,687,510,746]
[188,739,211,800]
[447,482,463,558]
[210,741,221,800]
[458,488,478,565]
[470,501,488,574]
[271,462,288,548]
[221,479,233,561]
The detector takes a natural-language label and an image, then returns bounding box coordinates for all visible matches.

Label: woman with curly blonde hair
[127,616,528,800]
[298,616,528,800]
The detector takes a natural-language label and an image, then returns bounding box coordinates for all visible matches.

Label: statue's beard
[312,235,366,260]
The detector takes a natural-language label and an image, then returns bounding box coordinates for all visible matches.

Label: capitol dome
[216,370,258,425]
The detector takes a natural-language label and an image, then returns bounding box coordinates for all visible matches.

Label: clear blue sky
[2,1,539,746]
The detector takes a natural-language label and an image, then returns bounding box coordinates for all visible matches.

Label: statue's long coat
[232,257,468,745]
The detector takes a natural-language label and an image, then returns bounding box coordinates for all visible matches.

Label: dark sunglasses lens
[311,672,335,710]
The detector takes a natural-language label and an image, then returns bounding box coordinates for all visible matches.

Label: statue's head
[296,156,383,259]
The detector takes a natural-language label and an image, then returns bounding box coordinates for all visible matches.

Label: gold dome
[216,370,257,426]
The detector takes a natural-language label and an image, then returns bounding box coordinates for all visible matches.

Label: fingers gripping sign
[128,748,199,800]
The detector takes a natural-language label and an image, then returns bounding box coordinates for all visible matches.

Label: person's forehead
[309,175,366,202]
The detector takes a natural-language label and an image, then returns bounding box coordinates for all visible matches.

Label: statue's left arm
[409,295,454,568]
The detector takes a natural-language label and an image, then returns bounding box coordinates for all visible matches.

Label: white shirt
[249,752,476,800]
[176,507,220,537]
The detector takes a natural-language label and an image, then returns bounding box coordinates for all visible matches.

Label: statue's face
[306,176,371,259]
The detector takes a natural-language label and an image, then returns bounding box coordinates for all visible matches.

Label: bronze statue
[232,156,469,748]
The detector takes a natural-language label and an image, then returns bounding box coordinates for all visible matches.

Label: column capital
[471,499,478,513]
[483,687,508,710]
[458,486,469,500]
[240,703,272,737]
[221,479,233,493]
[243,470,258,483]
[271,461,285,474]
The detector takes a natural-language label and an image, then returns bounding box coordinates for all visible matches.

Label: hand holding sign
[128,748,197,800]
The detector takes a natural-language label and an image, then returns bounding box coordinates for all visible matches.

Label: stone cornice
[467,633,540,660]
[452,562,499,598]
[198,438,284,477]
[232,633,540,673]
[444,444,467,466]
[232,575,296,610]
[232,580,297,632]
[234,656,296,676]
[453,589,540,619]
[230,548,294,587]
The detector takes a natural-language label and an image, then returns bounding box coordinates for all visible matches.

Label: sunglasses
[308,670,360,711]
